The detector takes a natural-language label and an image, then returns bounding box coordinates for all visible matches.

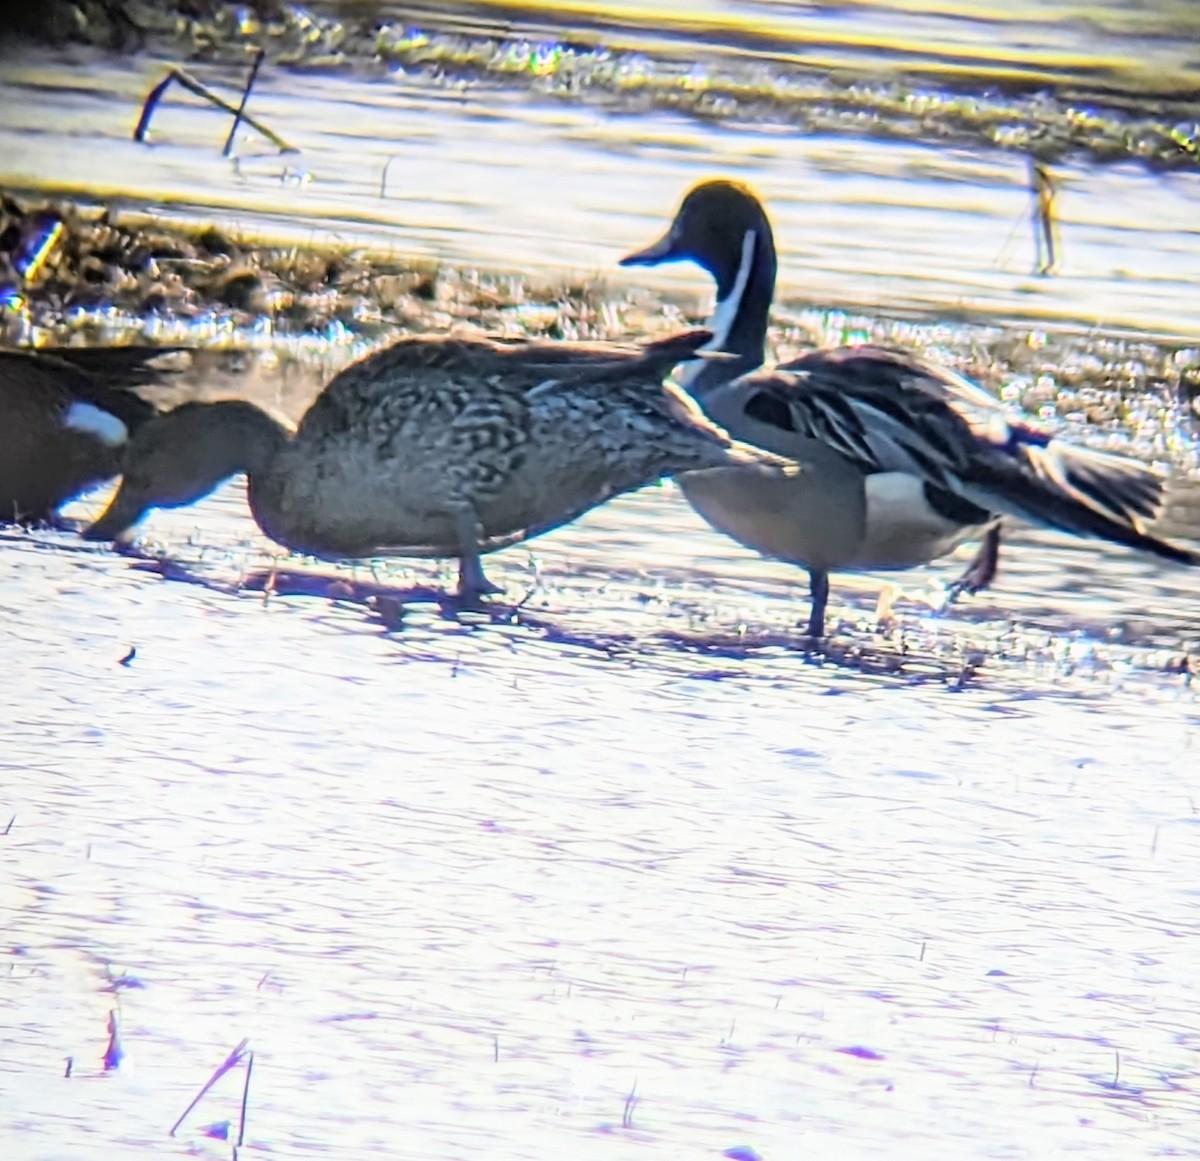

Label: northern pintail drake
[621,179,1199,637]
[84,329,786,601]
[0,346,165,524]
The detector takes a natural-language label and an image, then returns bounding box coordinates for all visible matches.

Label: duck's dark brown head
[83,400,289,542]
[619,180,776,303]
[620,180,778,390]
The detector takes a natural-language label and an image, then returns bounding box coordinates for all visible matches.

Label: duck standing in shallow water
[0,346,168,524]
[621,179,1198,637]
[85,329,787,601]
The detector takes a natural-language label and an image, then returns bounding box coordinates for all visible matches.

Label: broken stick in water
[169,1037,251,1138]
[135,64,293,154]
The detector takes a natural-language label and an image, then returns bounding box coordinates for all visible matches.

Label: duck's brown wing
[32,346,182,389]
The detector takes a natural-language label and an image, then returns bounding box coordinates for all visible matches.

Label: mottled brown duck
[85,329,790,600]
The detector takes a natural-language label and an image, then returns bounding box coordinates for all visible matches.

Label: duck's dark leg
[452,505,502,604]
[803,568,830,638]
[947,523,1002,603]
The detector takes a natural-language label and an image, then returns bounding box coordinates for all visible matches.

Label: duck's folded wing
[756,350,1194,563]
[783,345,1007,424]
[731,364,977,490]
[880,350,1167,530]
[0,348,164,430]
[775,346,1168,521]
[34,345,184,389]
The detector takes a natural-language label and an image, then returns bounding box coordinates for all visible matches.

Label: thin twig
[237,1051,254,1147]
[169,1038,251,1137]
[133,72,175,142]
[223,49,267,158]
[380,155,399,199]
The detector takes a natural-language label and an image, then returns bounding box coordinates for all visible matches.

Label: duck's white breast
[852,472,985,569]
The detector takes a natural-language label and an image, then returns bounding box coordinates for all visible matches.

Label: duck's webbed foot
[946,524,1001,604]
[456,559,503,605]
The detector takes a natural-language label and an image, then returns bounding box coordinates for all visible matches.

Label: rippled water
[3,3,1200,1159]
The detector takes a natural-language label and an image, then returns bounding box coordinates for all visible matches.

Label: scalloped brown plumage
[85,329,787,601]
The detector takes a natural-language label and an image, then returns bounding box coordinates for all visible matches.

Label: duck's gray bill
[619,231,677,266]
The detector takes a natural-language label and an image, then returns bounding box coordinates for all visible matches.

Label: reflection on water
[2,2,1200,1158]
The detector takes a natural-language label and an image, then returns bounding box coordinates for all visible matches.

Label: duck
[83,328,789,601]
[0,345,168,524]
[620,179,1198,637]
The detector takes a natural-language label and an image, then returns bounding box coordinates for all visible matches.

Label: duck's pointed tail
[569,329,720,381]
[635,329,714,369]
[981,437,1199,566]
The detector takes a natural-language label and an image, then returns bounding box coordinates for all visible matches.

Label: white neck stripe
[703,228,757,353]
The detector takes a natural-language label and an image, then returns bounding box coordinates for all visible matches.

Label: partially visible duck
[620,180,1196,636]
[84,329,787,600]
[0,346,166,524]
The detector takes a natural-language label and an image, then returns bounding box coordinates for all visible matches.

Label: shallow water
[4,2,1200,335]
[3,3,1200,1159]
